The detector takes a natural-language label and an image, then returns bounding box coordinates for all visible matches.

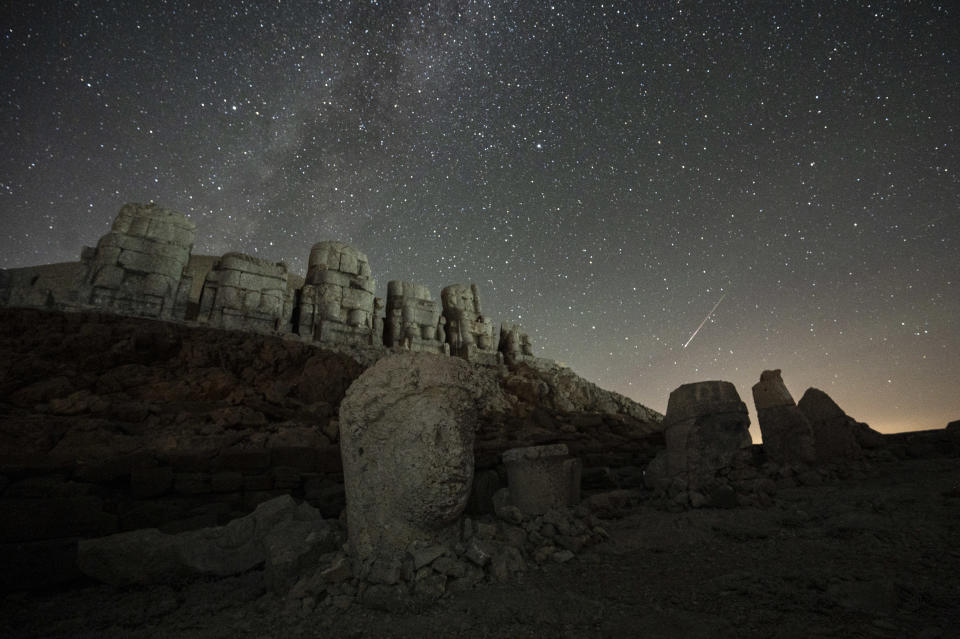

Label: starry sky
[2,1,958,440]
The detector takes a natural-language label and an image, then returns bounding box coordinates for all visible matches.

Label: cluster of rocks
[644,370,888,509]
[318,504,606,614]
[0,202,540,367]
[64,352,611,611]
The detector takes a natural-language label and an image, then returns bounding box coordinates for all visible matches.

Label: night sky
[2,1,958,440]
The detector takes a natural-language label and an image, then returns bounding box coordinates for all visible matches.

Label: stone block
[210,471,244,493]
[174,472,210,495]
[0,497,118,542]
[91,264,125,288]
[143,273,174,297]
[244,473,274,491]
[502,444,581,515]
[339,251,358,274]
[316,269,351,287]
[117,249,182,278]
[218,448,270,471]
[131,466,174,498]
[271,446,318,471]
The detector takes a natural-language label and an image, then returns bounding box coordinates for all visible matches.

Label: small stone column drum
[502,444,581,515]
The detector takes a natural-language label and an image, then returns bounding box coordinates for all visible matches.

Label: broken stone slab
[501,444,581,515]
[77,495,332,586]
[751,370,816,464]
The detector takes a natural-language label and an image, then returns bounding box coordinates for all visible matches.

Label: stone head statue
[339,353,498,562]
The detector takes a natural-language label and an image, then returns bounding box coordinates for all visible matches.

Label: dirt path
[3,456,958,638]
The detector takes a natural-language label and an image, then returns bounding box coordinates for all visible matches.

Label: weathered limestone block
[339,353,502,563]
[197,253,289,332]
[441,283,497,359]
[752,370,816,464]
[298,241,376,345]
[384,280,444,352]
[652,381,752,491]
[84,203,195,319]
[502,444,580,515]
[797,388,881,461]
[77,496,334,586]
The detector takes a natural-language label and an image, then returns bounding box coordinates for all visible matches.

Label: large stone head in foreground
[658,380,752,491]
[339,353,500,562]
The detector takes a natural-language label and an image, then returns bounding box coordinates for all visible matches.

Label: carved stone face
[389,393,474,528]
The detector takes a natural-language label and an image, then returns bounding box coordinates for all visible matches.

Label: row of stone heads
[75,203,535,357]
[660,369,879,467]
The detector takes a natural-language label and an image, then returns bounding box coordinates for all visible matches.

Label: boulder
[751,370,816,464]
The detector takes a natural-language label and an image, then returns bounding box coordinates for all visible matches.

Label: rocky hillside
[0,307,663,590]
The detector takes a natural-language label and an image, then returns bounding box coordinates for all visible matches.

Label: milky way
[2,1,958,438]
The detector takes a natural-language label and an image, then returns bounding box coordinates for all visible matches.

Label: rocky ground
[3,452,958,639]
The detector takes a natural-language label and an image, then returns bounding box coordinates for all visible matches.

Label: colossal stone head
[339,353,499,562]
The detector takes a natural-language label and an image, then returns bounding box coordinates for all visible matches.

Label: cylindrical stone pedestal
[502,444,581,515]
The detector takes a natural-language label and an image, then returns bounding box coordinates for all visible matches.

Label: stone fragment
[498,323,535,363]
[384,280,444,352]
[339,353,503,564]
[797,388,879,461]
[551,549,575,563]
[441,283,497,358]
[502,443,581,515]
[77,495,329,586]
[264,514,340,593]
[410,544,448,570]
[751,369,816,464]
[648,380,752,493]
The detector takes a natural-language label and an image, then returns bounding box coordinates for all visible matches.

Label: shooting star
[682,293,726,349]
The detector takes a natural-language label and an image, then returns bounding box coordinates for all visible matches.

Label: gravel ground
[3,455,958,639]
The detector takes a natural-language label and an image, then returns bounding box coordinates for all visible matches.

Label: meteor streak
[682,293,726,348]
